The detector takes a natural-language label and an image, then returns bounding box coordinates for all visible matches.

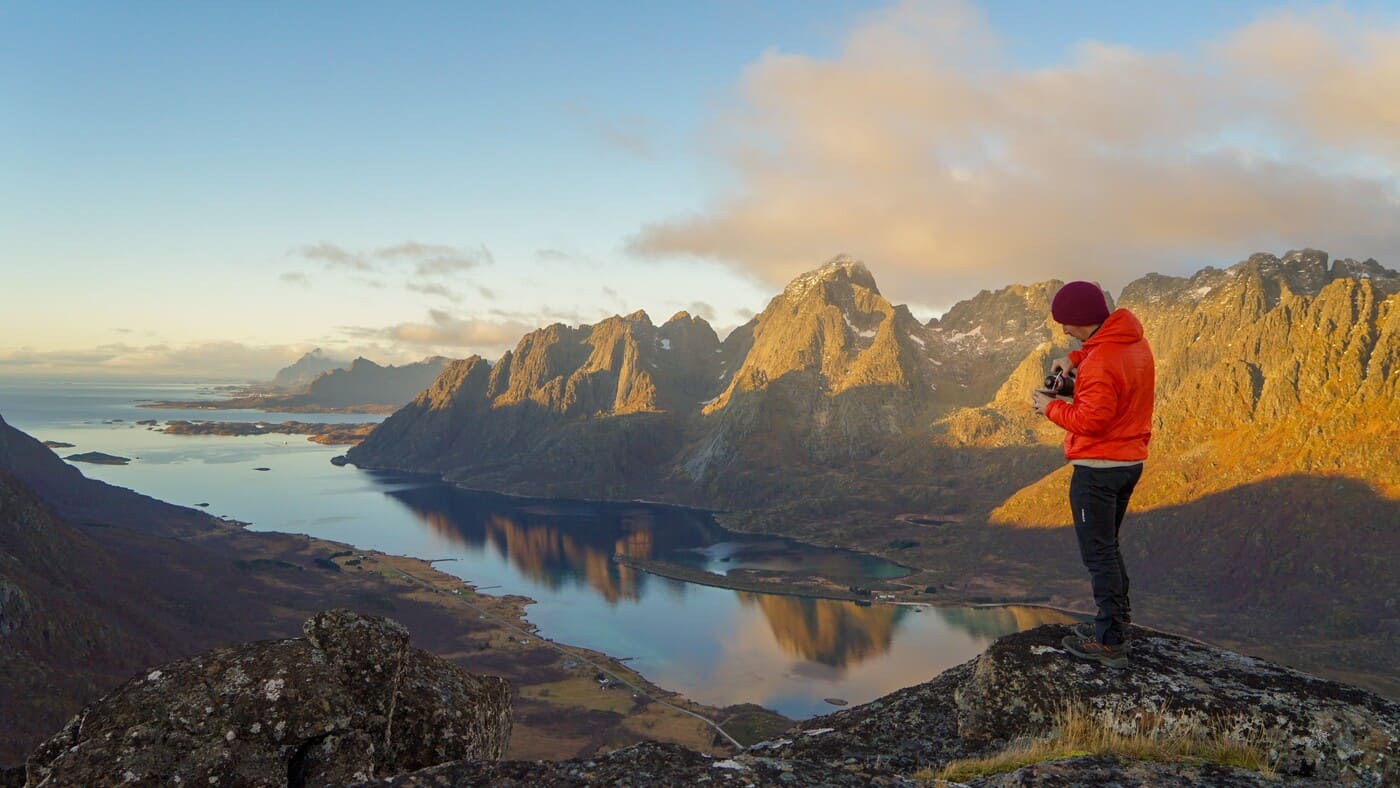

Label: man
[1031,281,1154,668]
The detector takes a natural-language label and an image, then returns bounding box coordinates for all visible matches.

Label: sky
[3,1,1399,380]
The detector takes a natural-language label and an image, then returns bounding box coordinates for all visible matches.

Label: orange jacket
[1045,308,1155,462]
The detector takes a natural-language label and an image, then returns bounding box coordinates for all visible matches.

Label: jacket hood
[1083,308,1144,348]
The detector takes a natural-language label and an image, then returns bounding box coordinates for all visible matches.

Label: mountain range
[269,347,350,391]
[144,355,454,414]
[347,250,1400,696]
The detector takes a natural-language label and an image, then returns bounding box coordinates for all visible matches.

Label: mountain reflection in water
[386,483,900,599]
[388,485,719,604]
[736,592,903,667]
[382,481,1074,674]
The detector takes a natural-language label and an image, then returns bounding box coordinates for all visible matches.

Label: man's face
[1061,323,1097,342]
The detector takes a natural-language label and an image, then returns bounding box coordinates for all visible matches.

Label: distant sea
[0,379,1070,718]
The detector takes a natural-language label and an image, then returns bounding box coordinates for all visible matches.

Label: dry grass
[919,702,1277,782]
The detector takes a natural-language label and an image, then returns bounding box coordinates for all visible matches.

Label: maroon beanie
[1051,281,1110,325]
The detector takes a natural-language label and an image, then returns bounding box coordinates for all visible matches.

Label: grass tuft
[918,701,1277,783]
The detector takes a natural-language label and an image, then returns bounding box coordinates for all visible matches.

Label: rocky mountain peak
[930,280,1065,341]
[782,255,880,300]
[1229,248,1400,300]
[620,309,653,325]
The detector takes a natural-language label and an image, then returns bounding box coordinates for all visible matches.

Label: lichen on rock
[24,610,510,787]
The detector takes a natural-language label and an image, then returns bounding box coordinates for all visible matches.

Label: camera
[1043,370,1076,397]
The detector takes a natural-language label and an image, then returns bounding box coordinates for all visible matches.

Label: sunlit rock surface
[952,625,1399,784]
[24,610,510,786]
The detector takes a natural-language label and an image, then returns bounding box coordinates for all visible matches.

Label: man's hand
[1031,389,1054,416]
[1051,356,1076,375]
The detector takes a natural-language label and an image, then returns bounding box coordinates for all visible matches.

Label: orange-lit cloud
[631,0,1400,300]
[371,310,536,350]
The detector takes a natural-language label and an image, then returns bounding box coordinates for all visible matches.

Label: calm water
[0,379,1073,718]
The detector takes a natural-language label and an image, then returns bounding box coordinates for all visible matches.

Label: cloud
[377,241,493,277]
[630,0,1400,297]
[291,240,492,281]
[346,311,536,356]
[406,281,462,301]
[297,242,371,271]
[600,286,628,309]
[0,342,313,381]
[1222,6,1400,160]
[534,248,572,262]
[686,301,716,321]
[280,271,310,286]
[566,103,655,158]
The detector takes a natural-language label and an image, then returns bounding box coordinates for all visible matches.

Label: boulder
[953,625,1400,784]
[25,610,510,786]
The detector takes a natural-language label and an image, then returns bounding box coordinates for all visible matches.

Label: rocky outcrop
[350,622,1396,786]
[953,626,1399,784]
[25,610,510,787]
[19,618,1397,785]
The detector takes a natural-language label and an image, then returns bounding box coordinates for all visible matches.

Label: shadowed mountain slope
[305,356,453,408]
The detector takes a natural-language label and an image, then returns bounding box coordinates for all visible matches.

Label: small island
[160,420,378,446]
[65,452,132,466]
[43,441,76,449]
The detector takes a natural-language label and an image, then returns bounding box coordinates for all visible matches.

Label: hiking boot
[1073,621,1131,648]
[1061,633,1128,668]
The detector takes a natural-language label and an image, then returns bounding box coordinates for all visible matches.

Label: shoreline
[613,555,899,604]
[207,522,739,759]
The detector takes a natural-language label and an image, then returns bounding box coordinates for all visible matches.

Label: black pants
[1069,463,1143,646]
